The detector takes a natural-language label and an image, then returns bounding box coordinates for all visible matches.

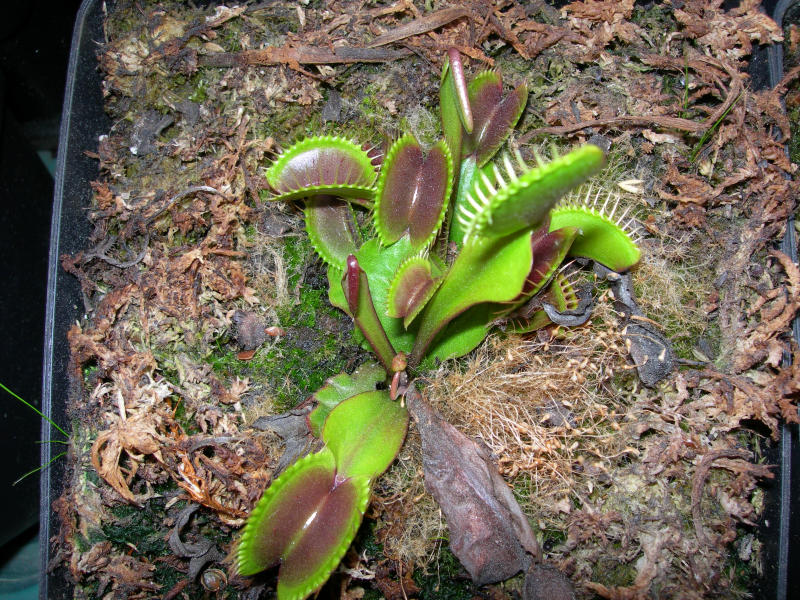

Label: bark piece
[406,386,540,585]
[168,504,226,580]
[233,310,268,351]
[252,407,313,475]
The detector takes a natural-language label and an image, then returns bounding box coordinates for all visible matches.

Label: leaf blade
[308,363,387,437]
[322,390,409,480]
[352,237,418,354]
[410,229,533,366]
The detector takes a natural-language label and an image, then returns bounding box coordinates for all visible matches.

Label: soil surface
[52,1,800,599]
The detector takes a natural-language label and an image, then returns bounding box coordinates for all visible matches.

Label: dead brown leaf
[91,413,166,504]
[407,385,540,585]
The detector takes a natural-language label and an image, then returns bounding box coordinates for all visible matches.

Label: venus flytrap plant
[236,49,642,599]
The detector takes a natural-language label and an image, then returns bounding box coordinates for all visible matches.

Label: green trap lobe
[375,136,452,250]
[468,144,606,241]
[507,273,576,334]
[548,206,640,271]
[272,140,373,190]
[236,449,336,577]
[305,197,360,267]
[266,137,377,203]
[465,71,528,166]
[387,256,443,326]
[278,476,370,600]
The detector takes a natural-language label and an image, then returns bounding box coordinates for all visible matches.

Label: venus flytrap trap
[236,49,642,599]
[236,390,408,599]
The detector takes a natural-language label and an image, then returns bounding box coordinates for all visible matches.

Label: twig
[146,185,224,224]
[368,7,471,47]
[519,115,705,142]
[200,45,412,68]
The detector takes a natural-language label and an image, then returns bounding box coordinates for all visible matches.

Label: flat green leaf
[322,390,409,480]
[409,229,533,366]
[423,303,494,364]
[307,363,387,437]
[327,265,347,313]
[304,197,360,268]
[417,226,574,363]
